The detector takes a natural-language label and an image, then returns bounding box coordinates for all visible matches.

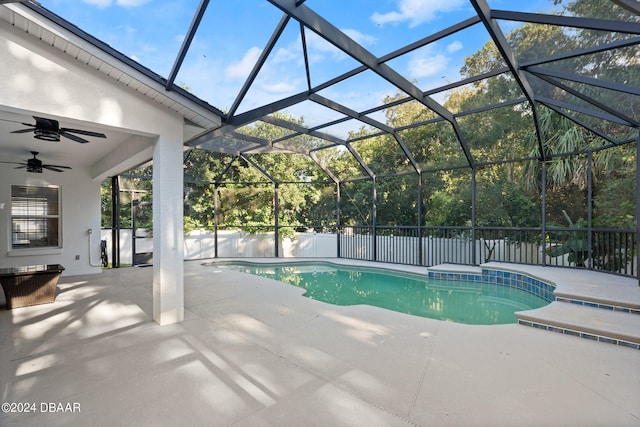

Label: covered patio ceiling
[2,0,639,178]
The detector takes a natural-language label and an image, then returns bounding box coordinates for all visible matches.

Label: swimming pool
[212,261,551,325]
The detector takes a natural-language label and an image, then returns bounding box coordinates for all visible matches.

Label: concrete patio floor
[1,260,639,427]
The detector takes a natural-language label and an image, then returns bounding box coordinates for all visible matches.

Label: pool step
[553,291,640,314]
[516,302,640,349]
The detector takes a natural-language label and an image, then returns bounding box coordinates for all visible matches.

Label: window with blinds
[11,185,60,249]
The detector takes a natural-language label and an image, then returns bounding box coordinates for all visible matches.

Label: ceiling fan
[11,116,106,143]
[0,151,72,173]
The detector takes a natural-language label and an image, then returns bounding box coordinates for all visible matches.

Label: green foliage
[423,170,472,227]
[546,210,589,266]
[477,179,540,227]
[340,180,374,226]
[593,144,637,229]
[100,181,112,228]
[376,175,420,226]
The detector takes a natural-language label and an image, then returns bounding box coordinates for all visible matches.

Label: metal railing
[337,225,637,278]
[421,226,473,266]
[476,227,543,265]
[339,226,374,261]
[376,226,421,265]
[591,229,636,277]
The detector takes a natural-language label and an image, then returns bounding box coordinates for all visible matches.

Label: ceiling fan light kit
[34,127,60,141]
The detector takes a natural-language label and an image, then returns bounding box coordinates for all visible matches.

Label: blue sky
[40,0,560,134]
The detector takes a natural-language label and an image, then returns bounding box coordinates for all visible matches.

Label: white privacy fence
[100,229,338,264]
[183,229,338,258]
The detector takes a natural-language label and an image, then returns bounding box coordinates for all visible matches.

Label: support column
[587,151,593,269]
[541,161,547,267]
[636,134,639,286]
[336,182,341,258]
[274,183,279,258]
[372,177,377,262]
[111,176,120,268]
[417,172,423,266]
[152,134,184,325]
[214,183,219,258]
[471,168,477,265]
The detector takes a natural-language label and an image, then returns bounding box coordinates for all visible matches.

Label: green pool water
[217,262,550,325]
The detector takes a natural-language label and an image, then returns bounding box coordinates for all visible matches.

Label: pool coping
[204,257,432,277]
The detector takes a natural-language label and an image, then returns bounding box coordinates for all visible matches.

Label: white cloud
[175,57,232,109]
[269,32,324,66]
[296,31,347,65]
[116,0,150,6]
[273,46,298,64]
[83,0,149,7]
[83,0,112,8]
[304,31,339,54]
[134,40,157,55]
[225,47,263,80]
[371,0,466,28]
[262,81,298,93]
[446,40,463,53]
[408,52,449,79]
[342,29,377,47]
[272,28,376,68]
[371,11,404,26]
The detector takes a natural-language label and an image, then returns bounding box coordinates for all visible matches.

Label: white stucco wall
[0,167,102,276]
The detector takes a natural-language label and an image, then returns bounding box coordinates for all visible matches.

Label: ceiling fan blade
[0,161,25,165]
[43,165,65,172]
[14,165,27,169]
[43,164,72,170]
[60,128,106,138]
[10,128,35,134]
[60,131,89,144]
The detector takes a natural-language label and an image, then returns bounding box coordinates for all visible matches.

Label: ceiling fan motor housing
[26,152,43,173]
[33,117,60,141]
